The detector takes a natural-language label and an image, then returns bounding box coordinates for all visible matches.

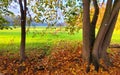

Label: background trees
[0,0,13,29]
[32,0,82,34]
[82,0,120,72]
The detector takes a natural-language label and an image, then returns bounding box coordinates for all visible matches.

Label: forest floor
[0,42,120,75]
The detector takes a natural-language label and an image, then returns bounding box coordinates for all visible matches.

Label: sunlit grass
[0,26,120,53]
[111,30,120,44]
[0,27,82,53]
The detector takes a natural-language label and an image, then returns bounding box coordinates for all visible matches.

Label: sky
[8,1,20,15]
[8,1,36,16]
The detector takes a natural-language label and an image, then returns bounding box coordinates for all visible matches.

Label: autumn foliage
[0,41,120,75]
[90,6,120,30]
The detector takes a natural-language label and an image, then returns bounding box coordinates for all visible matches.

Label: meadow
[0,26,120,53]
[0,27,82,53]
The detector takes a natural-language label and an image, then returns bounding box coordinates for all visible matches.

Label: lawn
[0,27,120,53]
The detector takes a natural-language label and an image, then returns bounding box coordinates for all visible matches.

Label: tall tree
[82,0,120,72]
[18,0,27,61]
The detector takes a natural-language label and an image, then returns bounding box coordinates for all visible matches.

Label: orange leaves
[0,45,120,75]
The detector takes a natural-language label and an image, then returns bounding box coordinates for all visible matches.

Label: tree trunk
[82,0,91,62]
[82,0,120,72]
[87,0,99,72]
[91,0,112,71]
[99,0,120,66]
[92,0,120,71]
[19,0,27,61]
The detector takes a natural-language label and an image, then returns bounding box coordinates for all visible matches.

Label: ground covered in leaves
[0,42,120,75]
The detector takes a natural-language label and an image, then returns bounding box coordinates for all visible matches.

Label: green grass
[0,27,82,53]
[111,30,120,44]
[0,27,120,53]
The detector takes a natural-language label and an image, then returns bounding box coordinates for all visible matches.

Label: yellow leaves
[70,68,77,75]
[3,60,6,64]
[24,67,29,73]
[20,62,26,67]
[37,13,42,16]
[34,16,41,23]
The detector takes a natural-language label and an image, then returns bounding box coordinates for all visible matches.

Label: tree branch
[18,0,24,14]
[91,0,99,27]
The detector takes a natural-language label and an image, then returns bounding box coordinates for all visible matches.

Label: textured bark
[86,0,99,72]
[91,0,112,71]
[90,0,99,46]
[82,0,120,72]
[92,0,120,71]
[92,0,112,58]
[97,0,112,57]
[19,0,27,61]
[100,0,120,66]
[100,13,118,67]
[82,0,90,61]
[82,1,91,72]
[82,0,91,62]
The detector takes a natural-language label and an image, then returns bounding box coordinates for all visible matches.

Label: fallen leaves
[0,45,120,75]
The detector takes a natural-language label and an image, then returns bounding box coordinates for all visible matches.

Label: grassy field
[0,27,82,53]
[0,27,120,53]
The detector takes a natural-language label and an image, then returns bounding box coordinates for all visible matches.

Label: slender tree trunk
[19,0,27,61]
[90,0,99,46]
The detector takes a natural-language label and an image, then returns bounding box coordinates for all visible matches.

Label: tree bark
[82,0,120,72]
[92,0,120,71]
[91,0,112,71]
[82,0,91,62]
[82,0,91,72]
[100,0,120,66]
[86,0,99,72]
[19,0,27,61]
[100,12,118,67]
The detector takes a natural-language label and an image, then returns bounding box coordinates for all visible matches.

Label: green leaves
[0,15,9,30]
[0,0,13,30]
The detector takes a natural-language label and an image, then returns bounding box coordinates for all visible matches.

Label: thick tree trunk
[100,13,118,67]
[82,0,91,62]
[82,0,91,72]
[96,0,112,58]
[19,0,27,61]
[82,0,120,72]
[87,0,99,72]
[92,0,120,71]
[100,0,120,66]
[91,0,112,71]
